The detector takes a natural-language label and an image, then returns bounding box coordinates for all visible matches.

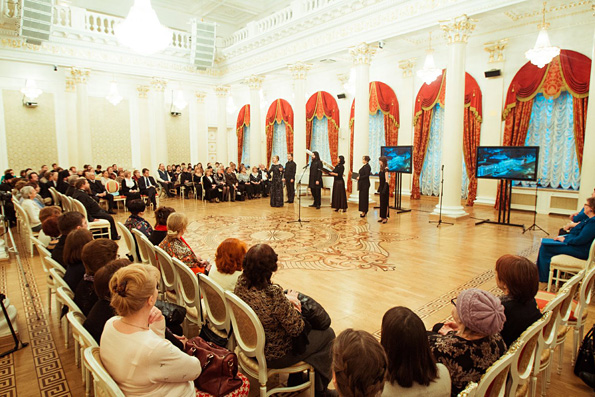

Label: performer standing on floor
[378,156,390,223]
[357,155,371,217]
[269,156,284,208]
[309,151,323,209]
[330,155,347,213]
[284,153,296,203]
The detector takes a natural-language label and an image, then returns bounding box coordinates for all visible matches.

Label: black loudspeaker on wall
[484,69,502,78]
[337,93,347,99]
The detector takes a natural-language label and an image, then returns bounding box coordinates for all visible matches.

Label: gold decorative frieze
[245,75,264,91]
[150,78,167,92]
[195,91,207,103]
[137,85,149,98]
[69,67,90,84]
[440,15,476,44]
[484,39,508,63]
[288,62,312,80]
[65,78,76,92]
[349,42,376,65]
[398,58,416,78]
[504,1,590,21]
[214,85,230,98]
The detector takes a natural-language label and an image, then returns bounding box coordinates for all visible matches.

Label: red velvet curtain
[347,82,400,193]
[306,91,340,164]
[236,104,250,165]
[463,73,483,206]
[265,99,294,167]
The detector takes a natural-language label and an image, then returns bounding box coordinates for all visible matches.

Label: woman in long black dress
[378,156,390,223]
[357,155,371,217]
[330,155,347,212]
[269,156,284,207]
[309,151,323,209]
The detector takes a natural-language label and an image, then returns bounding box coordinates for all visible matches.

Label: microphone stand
[523,179,548,235]
[288,164,310,227]
[429,165,453,227]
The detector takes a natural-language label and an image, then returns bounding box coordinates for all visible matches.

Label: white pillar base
[431,203,468,218]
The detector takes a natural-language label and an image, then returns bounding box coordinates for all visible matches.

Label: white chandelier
[21,79,42,100]
[115,0,171,56]
[525,2,559,68]
[106,82,123,106]
[172,90,187,110]
[417,33,442,85]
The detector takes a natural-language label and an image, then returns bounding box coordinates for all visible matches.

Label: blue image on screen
[476,146,539,181]
[381,146,412,174]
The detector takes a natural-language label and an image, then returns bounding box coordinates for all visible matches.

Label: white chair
[198,273,233,349]
[225,291,315,397]
[568,264,595,365]
[13,200,38,256]
[83,347,125,397]
[67,311,98,397]
[171,257,201,335]
[548,239,595,291]
[45,256,67,276]
[55,285,84,349]
[154,246,179,305]
[49,186,60,207]
[131,229,150,264]
[105,180,126,211]
[458,342,516,397]
[59,193,72,212]
[116,222,139,263]
[31,237,58,312]
[137,235,164,298]
[70,197,111,239]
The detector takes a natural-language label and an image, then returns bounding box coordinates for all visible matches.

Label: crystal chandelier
[172,90,187,110]
[106,82,123,106]
[21,79,42,99]
[115,0,171,56]
[417,33,442,85]
[525,2,559,68]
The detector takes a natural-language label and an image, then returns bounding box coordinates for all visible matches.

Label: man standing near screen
[284,153,296,203]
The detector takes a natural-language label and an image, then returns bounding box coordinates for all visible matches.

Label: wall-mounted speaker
[191,20,217,70]
[20,0,53,44]
[337,93,347,99]
[484,69,502,78]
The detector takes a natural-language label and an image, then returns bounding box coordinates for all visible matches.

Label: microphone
[302,164,309,170]
[441,164,444,171]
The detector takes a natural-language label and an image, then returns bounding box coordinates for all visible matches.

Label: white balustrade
[3,0,19,19]
[256,7,293,33]
[85,11,117,35]
[53,5,72,27]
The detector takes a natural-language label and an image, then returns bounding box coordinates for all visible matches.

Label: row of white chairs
[11,197,39,256]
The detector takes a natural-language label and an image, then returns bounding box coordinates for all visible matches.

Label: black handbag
[289,291,331,330]
[155,300,186,325]
[574,324,595,376]
[199,324,231,348]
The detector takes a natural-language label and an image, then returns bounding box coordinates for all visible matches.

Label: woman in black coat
[119,171,141,202]
[357,155,371,217]
[330,155,347,212]
[202,168,221,202]
[378,156,389,223]
[308,151,323,209]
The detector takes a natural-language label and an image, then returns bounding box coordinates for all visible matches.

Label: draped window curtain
[306,91,339,165]
[241,125,250,166]
[236,104,250,166]
[265,99,294,167]
[497,50,590,207]
[311,117,332,164]
[369,111,386,174]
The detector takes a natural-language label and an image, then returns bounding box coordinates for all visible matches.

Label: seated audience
[536,197,595,283]
[214,166,229,201]
[74,239,119,316]
[62,228,93,291]
[428,289,506,396]
[86,171,116,214]
[72,178,119,240]
[65,174,78,196]
[381,307,450,396]
[332,329,387,397]
[124,199,153,238]
[192,166,203,199]
[100,264,201,396]
[560,187,595,235]
[20,186,42,232]
[225,167,239,202]
[202,168,221,203]
[209,238,246,291]
[159,213,208,274]
[138,168,158,208]
[37,206,62,247]
[237,165,250,199]
[56,170,71,194]
[51,211,87,266]
[250,166,262,198]
[149,206,175,246]
[119,170,142,201]
[41,216,60,251]
[495,254,542,347]
[156,163,175,197]
[234,244,335,396]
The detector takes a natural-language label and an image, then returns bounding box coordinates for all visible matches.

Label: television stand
[476,179,524,229]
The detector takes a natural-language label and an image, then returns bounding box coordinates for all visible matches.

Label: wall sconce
[21,79,42,107]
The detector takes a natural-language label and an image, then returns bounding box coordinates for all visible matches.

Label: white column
[149,78,167,170]
[64,77,78,167]
[348,42,375,203]
[130,86,148,169]
[433,15,475,219]
[53,80,69,167]
[578,25,595,208]
[71,68,91,168]
[193,92,208,164]
[398,58,416,195]
[289,62,311,173]
[247,75,264,166]
[476,40,508,206]
[215,85,230,164]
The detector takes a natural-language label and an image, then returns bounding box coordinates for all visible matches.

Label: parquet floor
[1,192,593,396]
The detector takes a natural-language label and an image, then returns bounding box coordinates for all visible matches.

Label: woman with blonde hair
[158,212,209,274]
[210,238,247,291]
[20,185,42,231]
[100,264,202,396]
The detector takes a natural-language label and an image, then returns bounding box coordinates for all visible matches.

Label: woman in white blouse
[20,186,42,232]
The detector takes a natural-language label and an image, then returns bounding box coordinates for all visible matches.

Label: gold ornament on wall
[440,15,476,44]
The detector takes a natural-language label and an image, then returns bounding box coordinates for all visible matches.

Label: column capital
[214,85,230,98]
[65,78,76,92]
[245,75,264,90]
[195,91,207,103]
[440,15,476,44]
[288,62,312,80]
[484,39,509,63]
[69,67,90,84]
[150,77,167,92]
[137,85,149,99]
[349,42,376,65]
[398,58,417,78]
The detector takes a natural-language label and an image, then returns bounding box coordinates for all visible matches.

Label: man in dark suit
[65,175,78,197]
[138,168,158,209]
[85,171,116,214]
[72,178,119,240]
[284,153,297,203]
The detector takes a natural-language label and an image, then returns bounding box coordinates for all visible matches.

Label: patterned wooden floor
[0,193,592,396]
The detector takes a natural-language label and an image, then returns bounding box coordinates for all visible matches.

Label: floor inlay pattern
[187,213,416,271]
[15,240,71,397]
[0,259,17,397]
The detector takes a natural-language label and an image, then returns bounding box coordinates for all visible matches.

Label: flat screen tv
[381,146,413,174]
[476,146,539,181]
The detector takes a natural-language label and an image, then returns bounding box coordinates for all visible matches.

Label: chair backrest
[60,193,71,211]
[586,238,595,269]
[31,237,52,272]
[67,311,99,348]
[224,291,267,381]
[56,286,84,316]
[50,269,73,296]
[131,229,150,263]
[198,274,231,332]
[116,222,139,263]
[105,180,120,194]
[70,197,88,218]
[140,235,159,269]
[507,311,552,395]
[153,245,178,302]
[559,271,583,322]
[541,287,571,348]
[45,255,67,275]
[83,347,125,397]
[49,186,60,207]
[171,257,201,318]
[463,344,515,397]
